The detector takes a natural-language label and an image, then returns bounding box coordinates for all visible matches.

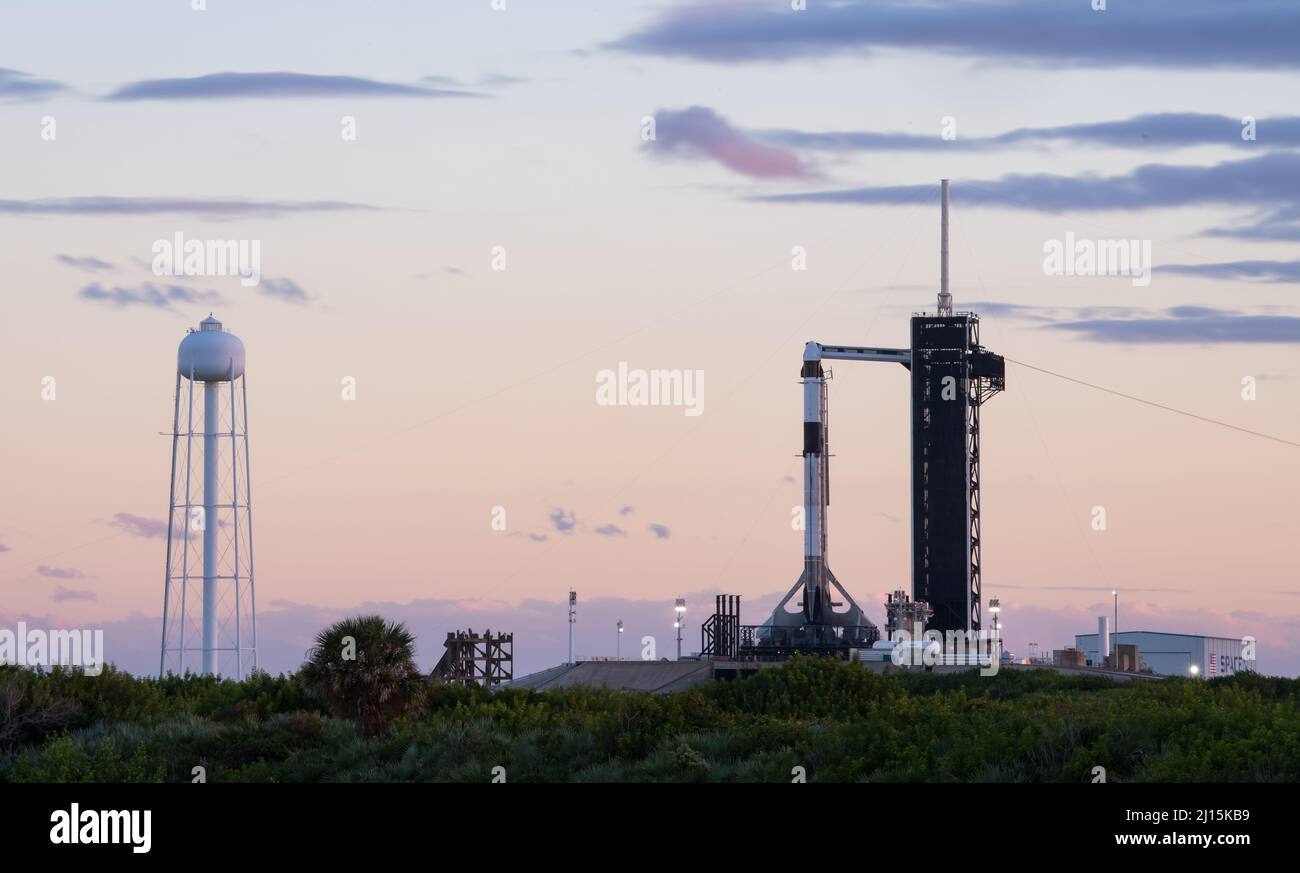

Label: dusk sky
[2,0,1298,677]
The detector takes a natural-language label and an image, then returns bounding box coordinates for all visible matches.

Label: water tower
[159,315,257,677]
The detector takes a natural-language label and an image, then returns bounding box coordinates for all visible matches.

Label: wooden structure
[433,628,513,687]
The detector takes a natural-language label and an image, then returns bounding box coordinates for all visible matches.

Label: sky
[1,0,1298,677]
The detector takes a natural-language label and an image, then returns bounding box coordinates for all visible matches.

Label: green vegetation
[297,615,426,736]
[2,646,1297,783]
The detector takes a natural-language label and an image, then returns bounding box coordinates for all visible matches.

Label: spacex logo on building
[49,804,151,853]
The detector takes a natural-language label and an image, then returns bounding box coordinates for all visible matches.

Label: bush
[5,635,1298,783]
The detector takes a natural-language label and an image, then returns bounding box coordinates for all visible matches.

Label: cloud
[548,508,578,533]
[1203,213,1300,242]
[757,152,1300,215]
[594,523,627,537]
[648,523,672,540]
[15,588,1300,678]
[1162,260,1300,283]
[1051,307,1300,344]
[3,590,728,678]
[51,586,97,603]
[421,73,524,88]
[969,301,1300,344]
[413,267,466,279]
[0,67,66,102]
[646,106,815,179]
[36,566,84,579]
[56,254,115,272]
[0,541,9,553]
[259,277,311,305]
[995,584,1189,593]
[764,113,1300,153]
[0,197,377,219]
[962,301,1059,323]
[103,71,480,101]
[618,505,635,515]
[78,282,224,311]
[609,0,1300,70]
[109,513,168,539]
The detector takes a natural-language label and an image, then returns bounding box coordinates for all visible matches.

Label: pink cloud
[646,106,815,180]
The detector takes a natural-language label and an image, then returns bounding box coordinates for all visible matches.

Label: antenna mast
[938,179,953,315]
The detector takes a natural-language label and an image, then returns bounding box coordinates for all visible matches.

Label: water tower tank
[177,315,245,382]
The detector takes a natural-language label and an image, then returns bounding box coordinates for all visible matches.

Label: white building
[1073,630,1255,678]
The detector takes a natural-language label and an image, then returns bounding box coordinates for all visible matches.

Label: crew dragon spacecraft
[758,180,1006,654]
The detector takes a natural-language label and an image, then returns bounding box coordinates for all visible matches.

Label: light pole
[568,589,577,665]
[988,597,1001,658]
[617,619,623,659]
[674,598,686,660]
[1111,590,1118,671]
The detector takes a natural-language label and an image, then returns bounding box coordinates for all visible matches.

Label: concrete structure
[1053,647,1086,668]
[1074,631,1254,677]
[506,656,1162,694]
[1109,643,1139,673]
[508,660,716,694]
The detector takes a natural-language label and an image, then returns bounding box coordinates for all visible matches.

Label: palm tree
[298,615,426,735]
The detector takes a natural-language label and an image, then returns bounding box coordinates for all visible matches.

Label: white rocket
[762,342,909,637]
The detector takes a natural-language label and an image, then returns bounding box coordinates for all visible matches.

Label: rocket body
[801,358,829,624]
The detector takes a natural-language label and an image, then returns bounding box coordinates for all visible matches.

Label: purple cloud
[259,277,311,305]
[610,1,1300,70]
[37,565,84,579]
[0,67,66,102]
[109,513,168,539]
[757,152,1300,214]
[104,71,480,101]
[646,106,815,180]
[763,113,1300,153]
[78,282,224,311]
[594,523,627,537]
[548,508,578,533]
[51,586,97,603]
[0,197,378,219]
[1161,260,1300,284]
[970,302,1300,344]
[13,587,1300,677]
[1051,307,1300,344]
[56,254,115,272]
[648,523,672,540]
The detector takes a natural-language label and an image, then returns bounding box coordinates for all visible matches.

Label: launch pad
[702,180,1006,661]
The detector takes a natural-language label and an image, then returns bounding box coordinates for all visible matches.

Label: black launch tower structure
[909,312,1004,635]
